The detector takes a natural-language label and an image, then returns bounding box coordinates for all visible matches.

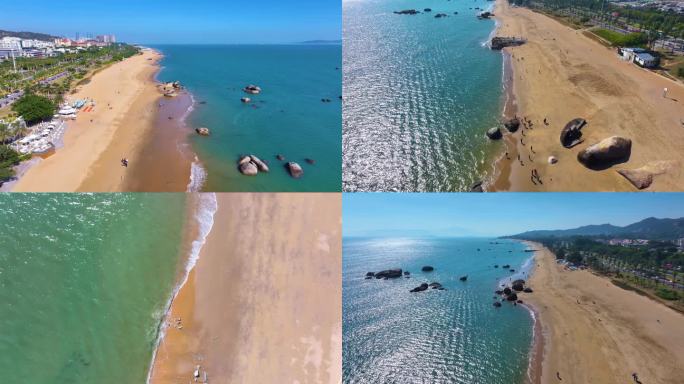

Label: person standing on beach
[663,87,668,98]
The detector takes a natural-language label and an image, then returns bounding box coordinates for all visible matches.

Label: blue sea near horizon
[343,237,534,383]
[153,44,342,192]
[343,0,504,191]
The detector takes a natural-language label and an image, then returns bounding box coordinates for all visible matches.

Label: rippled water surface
[0,194,186,383]
[343,0,504,191]
[343,237,533,383]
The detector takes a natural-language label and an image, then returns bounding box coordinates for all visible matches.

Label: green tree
[11,94,56,125]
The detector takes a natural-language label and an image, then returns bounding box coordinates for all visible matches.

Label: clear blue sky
[343,193,684,238]
[1,0,340,44]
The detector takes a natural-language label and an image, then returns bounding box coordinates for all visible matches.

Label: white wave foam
[186,156,207,192]
[146,193,218,384]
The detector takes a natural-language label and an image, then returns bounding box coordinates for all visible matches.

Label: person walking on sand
[663,87,668,98]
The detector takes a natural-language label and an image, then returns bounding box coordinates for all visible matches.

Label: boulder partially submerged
[421,266,434,272]
[394,9,419,15]
[243,85,262,94]
[410,283,429,292]
[560,118,586,148]
[486,127,502,140]
[375,269,403,279]
[238,155,269,176]
[577,136,632,169]
[286,162,304,178]
[195,127,210,136]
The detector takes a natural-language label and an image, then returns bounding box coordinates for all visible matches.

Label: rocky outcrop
[428,282,442,289]
[421,266,434,272]
[577,136,632,170]
[486,127,502,140]
[435,13,448,18]
[504,117,520,133]
[560,118,586,148]
[394,9,419,15]
[404,271,411,276]
[239,161,258,176]
[243,85,261,94]
[503,287,512,295]
[490,36,525,50]
[195,127,210,136]
[410,283,429,292]
[238,155,269,175]
[424,8,432,12]
[506,292,518,301]
[375,269,403,279]
[249,155,269,172]
[512,279,525,291]
[366,272,375,277]
[286,162,304,178]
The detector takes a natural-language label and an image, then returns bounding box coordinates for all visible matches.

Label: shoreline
[519,240,684,383]
[9,48,195,192]
[489,0,684,191]
[146,193,218,383]
[148,193,342,383]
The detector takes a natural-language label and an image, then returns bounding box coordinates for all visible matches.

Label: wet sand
[12,49,190,192]
[525,241,684,383]
[491,0,684,191]
[149,193,342,384]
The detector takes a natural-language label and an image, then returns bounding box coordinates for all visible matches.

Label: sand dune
[526,242,684,384]
[493,0,684,191]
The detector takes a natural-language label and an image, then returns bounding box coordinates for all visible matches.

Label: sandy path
[149,193,342,384]
[12,49,184,192]
[493,1,684,191]
[525,242,684,384]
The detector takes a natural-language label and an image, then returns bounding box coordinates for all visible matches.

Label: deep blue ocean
[343,237,534,383]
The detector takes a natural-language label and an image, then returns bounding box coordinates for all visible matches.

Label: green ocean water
[0,193,187,384]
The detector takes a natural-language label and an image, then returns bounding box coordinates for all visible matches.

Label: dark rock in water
[512,280,525,291]
[305,158,316,165]
[560,118,586,148]
[486,127,502,140]
[478,11,494,19]
[243,84,262,94]
[410,283,429,292]
[523,287,533,293]
[366,272,375,277]
[437,287,446,290]
[435,13,448,18]
[286,162,304,178]
[429,282,442,289]
[495,290,504,295]
[506,292,518,301]
[375,269,403,279]
[196,127,210,136]
[404,271,410,276]
[365,276,372,279]
[490,36,525,50]
[493,301,502,307]
[494,265,499,268]
[469,181,484,192]
[517,299,523,304]
[198,101,207,104]
[504,117,521,133]
[503,287,512,295]
[502,264,510,269]
[459,275,468,281]
[421,266,434,272]
[454,11,459,15]
[276,154,285,161]
[577,136,632,170]
[424,8,432,12]
[509,269,515,272]
[394,9,419,15]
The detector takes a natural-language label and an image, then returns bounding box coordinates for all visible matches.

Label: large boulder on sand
[375,269,403,279]
[286,162,304,178]
[577,136,632,170]
[512,279,525,291]
[504,117,520,133]
[410,283,429,292]
[486,127,502,140]
[239,161,258,176]
[560,118,586,148]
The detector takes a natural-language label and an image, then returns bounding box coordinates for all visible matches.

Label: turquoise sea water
[0,194,186,384]
[343,237,534,383]
[154,44,342,192]
[343,0,504,191]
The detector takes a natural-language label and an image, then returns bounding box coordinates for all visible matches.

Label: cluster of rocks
[393,9,453,17]
[486,117,521,140]
[477,11,494,19]
[493,279,533,307]
[160,81,182,97]
[394,9,420,15]
[411,282,446,292]
[238,155,269,176]
[490,37,526,50]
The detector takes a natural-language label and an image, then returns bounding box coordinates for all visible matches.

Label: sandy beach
[492,0,684,191]
[149,193,342,383]
[11,49,191,192]
[524,241,684,383]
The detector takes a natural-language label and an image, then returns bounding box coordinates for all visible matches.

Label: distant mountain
[508,217,684,241]
[0,29,60,41]
[298,39,342,45]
